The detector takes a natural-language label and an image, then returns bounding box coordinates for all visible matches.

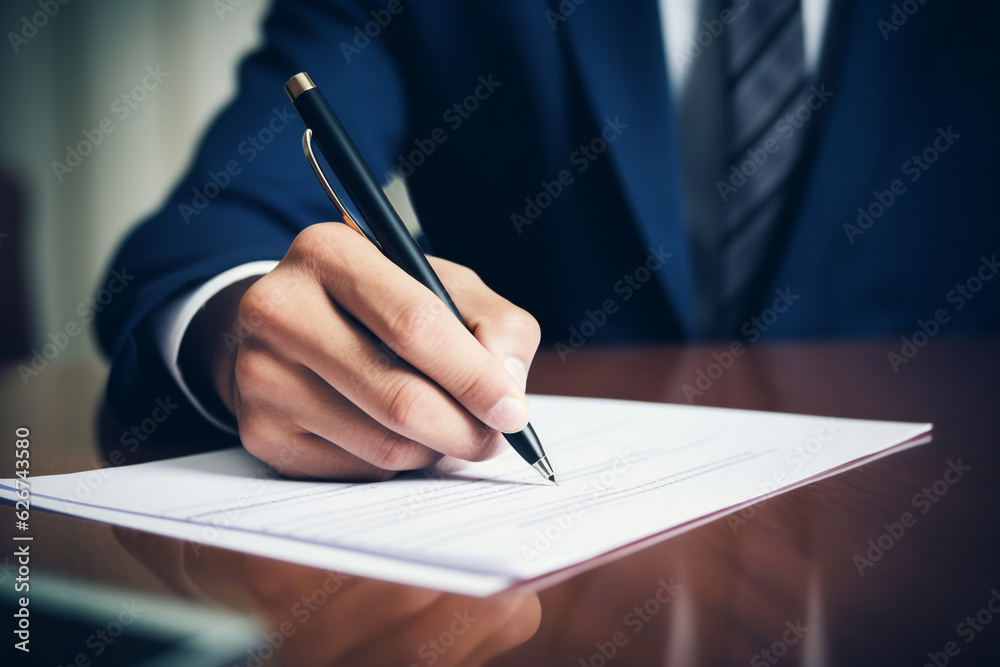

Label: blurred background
[0,0,272,363]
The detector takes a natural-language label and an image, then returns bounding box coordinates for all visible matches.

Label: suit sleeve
[95,0,410,439]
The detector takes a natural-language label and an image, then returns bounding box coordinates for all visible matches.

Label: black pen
[285,72,556,484]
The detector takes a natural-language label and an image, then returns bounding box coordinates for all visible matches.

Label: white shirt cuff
[152,261,280,435]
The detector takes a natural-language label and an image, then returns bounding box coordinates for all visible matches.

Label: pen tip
[548,475,558,486]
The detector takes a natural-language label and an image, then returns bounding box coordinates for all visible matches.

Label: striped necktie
[716,0,809,333]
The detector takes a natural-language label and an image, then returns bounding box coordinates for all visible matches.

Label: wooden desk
[2,338,998,666]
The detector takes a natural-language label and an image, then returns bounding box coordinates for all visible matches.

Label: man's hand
[114,528,542,667]
[196,222,541,480]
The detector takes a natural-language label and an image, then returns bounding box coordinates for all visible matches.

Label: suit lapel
[560,1,696,336]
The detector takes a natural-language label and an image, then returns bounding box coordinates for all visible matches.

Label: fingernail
[486,396,530,433]
[503,357,529,392]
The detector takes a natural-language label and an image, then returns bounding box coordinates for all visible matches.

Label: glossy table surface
[2,337,999,666]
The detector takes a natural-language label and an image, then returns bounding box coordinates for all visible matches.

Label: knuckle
[387,299,440,350]
[370,430,419,471]
[288,223,331,258]
[288,222,353,272]
[232,349,271,394]
[238,412,278,462]
[448,367,497,410]
[497,306,542,348]
[354,344,397,385]
[382,377,430,433]
[238,278,283,330]
[474,305,542,356]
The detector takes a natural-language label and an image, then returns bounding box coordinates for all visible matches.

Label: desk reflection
[108,464,837,666]
[2,338,997,666]
[112,527,541,667]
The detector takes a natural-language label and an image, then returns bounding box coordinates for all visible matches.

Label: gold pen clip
[301,128,379,248]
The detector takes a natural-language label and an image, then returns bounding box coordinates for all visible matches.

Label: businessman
[96,0,1000,479]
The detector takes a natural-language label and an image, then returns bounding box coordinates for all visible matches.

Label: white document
[0,396,930,596]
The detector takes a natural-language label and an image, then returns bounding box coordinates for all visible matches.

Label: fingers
[341,590,541,667]
[242,559,365,616]
[286,224,532,433]
[233,222,542,478]
[235,293,507,468]
[112,528,211,602]
[242,571,538,667]
[234,362,427,480]
[237,358,440,479]
[461,593,543,666]
[294,583,443,665]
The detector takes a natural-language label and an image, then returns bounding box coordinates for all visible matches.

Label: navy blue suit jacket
[97,0,1000,433]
